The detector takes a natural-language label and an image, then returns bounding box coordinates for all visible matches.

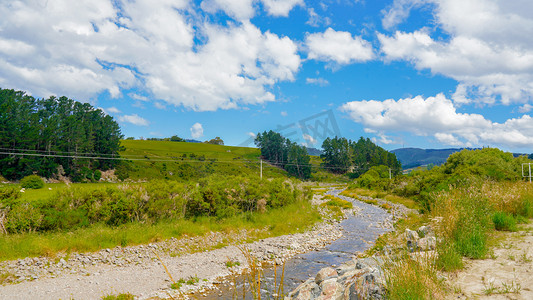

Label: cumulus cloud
[379,0,533,105]
[306,28,374,65]
[118,114,149,126]
[201,0,255,21]
[190,123,204,139]
[302,133,317,146]
[247,132,257,138]
[261,0,304,17]
[0,0,301,111]
[341,94,533,148]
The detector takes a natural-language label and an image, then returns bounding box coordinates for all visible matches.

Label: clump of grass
[225,259,241,268]
[321,196,353,209]
[238,246,285,300]
[492,212,518,232]
[170,279,185,290]
[384,253,444,300]
[0,271,15,285]
[435,241,463,272]
[483,280,521,295]
[101,293,134,300]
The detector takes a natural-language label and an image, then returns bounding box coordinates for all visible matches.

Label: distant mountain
[307,147,323,156]
[391,148,465,169]
[185,139,202,143]
[392,147,531,169]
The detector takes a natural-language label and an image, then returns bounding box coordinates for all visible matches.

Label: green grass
[492,212,518,232]
[101,293,135,300]
[119,140,288,180]
[321,196,353,209]
[0,200,321,261]
[10,182,119,202]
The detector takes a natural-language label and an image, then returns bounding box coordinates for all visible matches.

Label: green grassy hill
[118,140,288,180]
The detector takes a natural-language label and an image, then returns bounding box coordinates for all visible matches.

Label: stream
[200,188,394,299]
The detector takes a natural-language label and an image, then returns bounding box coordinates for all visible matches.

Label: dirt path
[0,194,349,300]
[449,222,533,299]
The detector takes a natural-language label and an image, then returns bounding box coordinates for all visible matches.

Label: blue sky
[1,0,533,152]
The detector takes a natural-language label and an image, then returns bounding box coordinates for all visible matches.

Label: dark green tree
[0,88,123,181]
[255,130,311,179]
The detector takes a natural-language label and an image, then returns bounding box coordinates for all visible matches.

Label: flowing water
[200,188,394,299]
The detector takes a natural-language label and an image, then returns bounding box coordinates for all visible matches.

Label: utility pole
[260,159,263,179]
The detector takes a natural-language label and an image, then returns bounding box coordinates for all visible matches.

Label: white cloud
[341,94,533,148]
[302,133,317,145]
[306,28,374,65]
[261,0,304,17]
[306,77,329,86]
[106,107,121,114]
[381,0,425,30]
[190,122,204,139]
[0,1,301,111]
[201,0,255,21]
[306,7,331,27]
[247,132,257,138]
[434,133,463,146]
[519,104,533,113]
[379,0,533,105]
[281,111,288,117]
[154,102,166,110]
[118,114,149,126]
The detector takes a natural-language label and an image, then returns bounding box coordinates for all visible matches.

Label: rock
[355,260,366,270]
[417,237,436,251]
[405,229,419,241]
[315,267,338,284]
[417,225,433,237]
[319,278,340,299]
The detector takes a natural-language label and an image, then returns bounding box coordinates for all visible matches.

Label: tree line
[255,130,312,179]
[321,136,402,176]
[0,88,123,181]
[321,136,402,177]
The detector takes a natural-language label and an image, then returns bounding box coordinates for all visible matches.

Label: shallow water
[200,189,393,299]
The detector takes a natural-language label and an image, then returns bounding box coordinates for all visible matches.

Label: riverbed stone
[417,236,436,251]
[320,278,341,300]
[315,267,338,284]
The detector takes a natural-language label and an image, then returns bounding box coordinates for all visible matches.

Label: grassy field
[118,140,287,180]
[118,140,346,182]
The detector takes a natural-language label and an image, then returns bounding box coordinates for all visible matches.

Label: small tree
[205,137,224,145]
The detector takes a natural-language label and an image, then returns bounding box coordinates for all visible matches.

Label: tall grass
[384,253,444,300]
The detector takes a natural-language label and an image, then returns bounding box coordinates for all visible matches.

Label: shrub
[492,211,517,231]
[20,175,44,189]
[93,170,102,181]
[6,203,42,233]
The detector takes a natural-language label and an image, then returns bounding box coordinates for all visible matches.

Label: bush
[93,170,102,181]
[20,175,44,189]
[492,211,517,231]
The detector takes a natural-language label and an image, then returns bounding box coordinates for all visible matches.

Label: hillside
[391,147,463,169]
[118,140,289,180]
